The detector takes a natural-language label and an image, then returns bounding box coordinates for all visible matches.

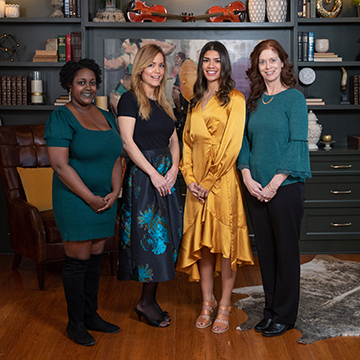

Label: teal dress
[44,106,123,241]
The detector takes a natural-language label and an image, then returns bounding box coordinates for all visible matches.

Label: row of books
[298,0,317,18]
[64,0,81,18]
[298,32,342,62]
[0,76,28,106]
[350,75,359,105]
[32,32,81,63]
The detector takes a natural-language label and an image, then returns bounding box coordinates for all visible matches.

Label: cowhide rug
[233,254,360,344]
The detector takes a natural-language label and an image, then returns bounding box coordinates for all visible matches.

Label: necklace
[147,95,156,100]
[262,93,274,105]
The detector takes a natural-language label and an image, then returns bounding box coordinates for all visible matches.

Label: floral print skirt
[118,147,183,283]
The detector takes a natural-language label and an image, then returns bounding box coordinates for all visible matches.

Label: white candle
[5,4,20,18]
[31,80,43,104]
[0,0,5,17]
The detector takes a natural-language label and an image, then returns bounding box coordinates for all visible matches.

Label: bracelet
[267,184,277,193]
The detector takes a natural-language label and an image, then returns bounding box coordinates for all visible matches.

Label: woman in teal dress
[44,59,123,347]
[238,40,311,337]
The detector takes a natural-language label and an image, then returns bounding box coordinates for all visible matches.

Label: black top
[117,91,175,151]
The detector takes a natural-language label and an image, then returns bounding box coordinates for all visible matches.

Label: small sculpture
[316,0,343,18]
[340,67,350,104]
[0,33,20,62]
[50,0,64,18]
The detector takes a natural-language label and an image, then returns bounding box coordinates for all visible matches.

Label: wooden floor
[0,253,359,360]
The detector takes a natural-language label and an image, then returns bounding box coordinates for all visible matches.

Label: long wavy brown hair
[246,39,298,113]
[189,41,235,113]
[130,44,175,121]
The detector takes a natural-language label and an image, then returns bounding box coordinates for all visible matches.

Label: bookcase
[0,0,359,253]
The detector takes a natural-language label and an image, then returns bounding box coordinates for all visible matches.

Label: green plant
[352,0,360,6]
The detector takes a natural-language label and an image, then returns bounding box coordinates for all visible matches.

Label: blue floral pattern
[118,148,183,283]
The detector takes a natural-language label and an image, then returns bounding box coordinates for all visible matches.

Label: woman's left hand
[260,184,277,203]
[96,192,119,213]
[197,184,209,203]
[164,166,178,191]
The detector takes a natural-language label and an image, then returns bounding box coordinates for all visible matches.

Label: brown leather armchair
[0,124,119,290]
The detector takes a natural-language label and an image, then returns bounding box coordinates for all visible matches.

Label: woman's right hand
[88,195,107,213]
[150,172,171,197]
[188,182,200,198]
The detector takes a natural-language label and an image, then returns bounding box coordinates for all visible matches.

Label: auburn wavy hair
[130,44,175,121]
[189,41,235,113]
[246,39,298,112]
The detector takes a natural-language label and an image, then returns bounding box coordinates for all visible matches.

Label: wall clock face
[299,67,316,85]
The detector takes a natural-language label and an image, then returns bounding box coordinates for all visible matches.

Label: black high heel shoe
[134,308,170,328]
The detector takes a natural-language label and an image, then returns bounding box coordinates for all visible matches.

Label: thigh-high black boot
[63,255,95,346]
[83,253,120,333]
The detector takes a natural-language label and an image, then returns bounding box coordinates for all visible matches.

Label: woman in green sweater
[238,39,311,337]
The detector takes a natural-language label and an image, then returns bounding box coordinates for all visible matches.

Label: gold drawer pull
[330,190,352,194]
[330,165,352,169]
[330,222,352,227]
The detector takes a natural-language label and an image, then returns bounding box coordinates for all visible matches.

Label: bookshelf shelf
[0,18,81,23]
[0,62,65,68]
[0,105,57,111]
[84,21,295,29]
[299,62,360,67]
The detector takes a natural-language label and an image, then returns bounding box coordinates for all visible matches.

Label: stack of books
[350,75,359,105]
[54,95,70,106]
[306,98,325,106]
[314,52,342,62]
[33,50,58,62]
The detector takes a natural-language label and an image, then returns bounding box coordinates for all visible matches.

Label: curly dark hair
[189,41,235,113]
[246,39,298,113]
[59,58,102,92]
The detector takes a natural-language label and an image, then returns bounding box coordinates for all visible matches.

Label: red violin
[208,1,246,22]
[126,0,188,22]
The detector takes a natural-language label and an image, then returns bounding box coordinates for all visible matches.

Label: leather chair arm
[8,198,47,262]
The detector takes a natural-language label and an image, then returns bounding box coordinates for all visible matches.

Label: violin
[194,1,246,22]
[126,0,188,22]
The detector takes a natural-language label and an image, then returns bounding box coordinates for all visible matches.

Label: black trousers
[245,182,305,324]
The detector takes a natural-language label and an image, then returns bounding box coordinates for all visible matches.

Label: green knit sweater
[238,88,312,188]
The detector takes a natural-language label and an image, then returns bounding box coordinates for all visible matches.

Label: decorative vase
[248,0,266,22]
[266,0,287,22]
[307,110,322,151]
[50,0,64,18]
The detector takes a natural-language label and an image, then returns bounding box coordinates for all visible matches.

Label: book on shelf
[308,32,314,62]
[298,32,303,62]
[5,76,11,105]
[66,34,71,62]
[298,0,303,17]
[76,0,81,18]
[302,0,307,17]
[310,0,316,17]
[71,31,81,62]
[58,35,66,62]
[350,75,359,105]
[72,0,76,17]
[16,76,22,105]
[313,57,343,62]
[22,76,28,105]
[10,76,16,105]
[1,76,6,105]
[54,95,70,106]
[302,32,309,62]
[306,97,325,106]
[64,0,70,18]
[314,52,337,57]
[33,50,58,62]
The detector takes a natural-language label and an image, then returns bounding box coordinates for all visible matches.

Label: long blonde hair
[131,44,175,121]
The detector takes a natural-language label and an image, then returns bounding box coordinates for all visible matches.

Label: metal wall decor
[0,34,20,61]
[316,0,343,18]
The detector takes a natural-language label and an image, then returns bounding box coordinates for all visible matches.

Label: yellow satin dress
[176,89,254,282]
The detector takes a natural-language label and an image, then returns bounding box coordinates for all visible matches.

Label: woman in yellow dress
[176,41,254,333]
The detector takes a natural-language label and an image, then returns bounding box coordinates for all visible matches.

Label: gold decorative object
[316,0,343,18]
[322,134,333,142]
[0,33,20,62]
